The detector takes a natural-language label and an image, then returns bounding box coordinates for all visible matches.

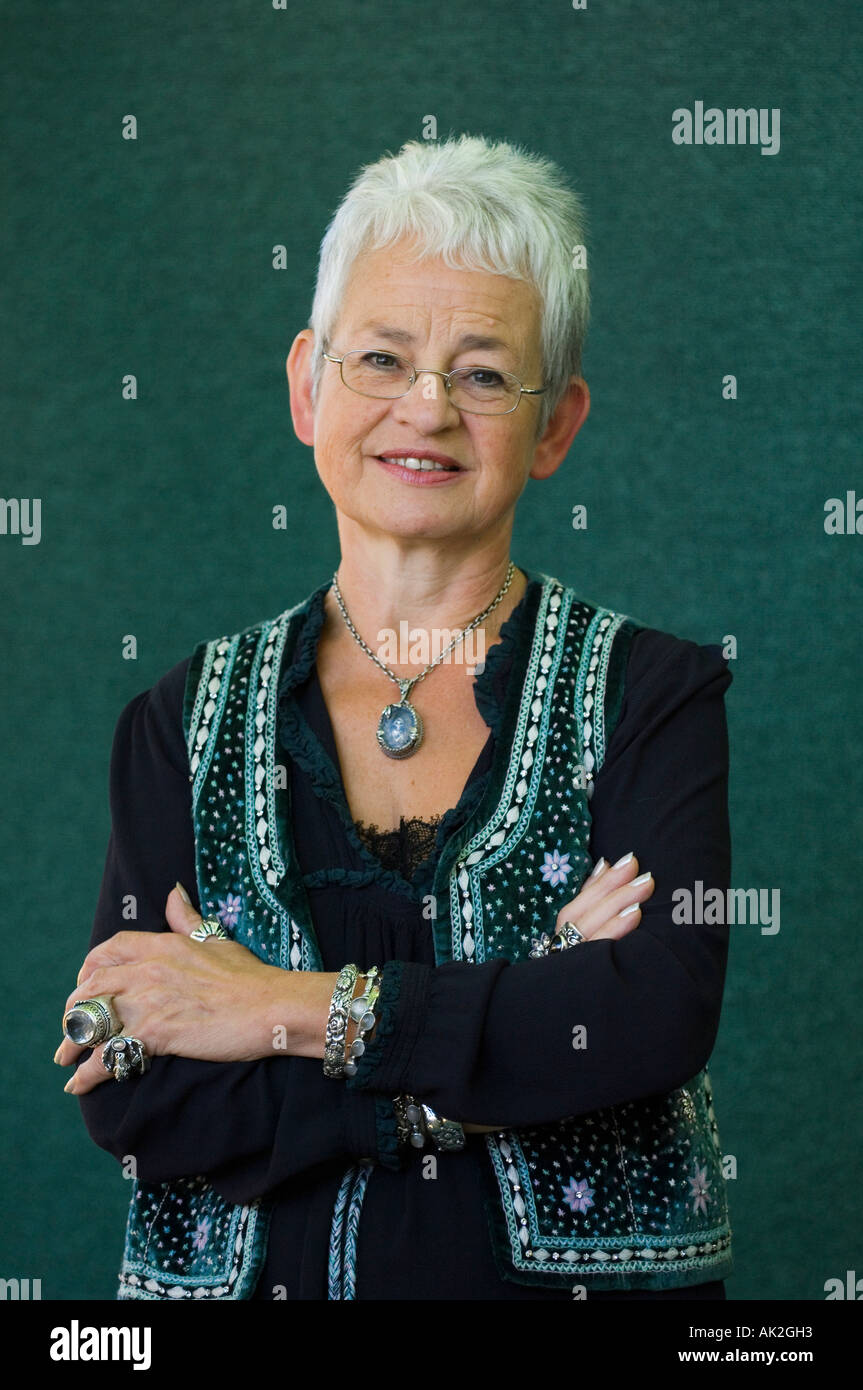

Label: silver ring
[101,1035,149,1082]
[529,923,587,957]
[555,923,586,947]
[190,916,230,942]
[63,994,123,1047]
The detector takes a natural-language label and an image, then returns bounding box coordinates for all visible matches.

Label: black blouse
[78,575,732,1300]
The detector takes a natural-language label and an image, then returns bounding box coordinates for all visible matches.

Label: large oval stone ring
[101,1035,149,1082]
[63,994,123,1048]
[190,916,230,942]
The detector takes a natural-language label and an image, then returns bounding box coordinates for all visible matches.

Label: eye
[361,351,402,371]
[464,367,506,388]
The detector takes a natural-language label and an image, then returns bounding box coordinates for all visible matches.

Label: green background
[1,0,860,1301]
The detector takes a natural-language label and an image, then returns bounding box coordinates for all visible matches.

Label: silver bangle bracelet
[421,1104,466,1153]
[343,967,381,1078]
[323,963,359,1079]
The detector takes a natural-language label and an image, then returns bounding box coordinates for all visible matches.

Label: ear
[286,328,317,447]
[528,377,591,481]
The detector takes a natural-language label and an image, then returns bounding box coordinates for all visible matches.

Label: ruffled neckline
[275,569,541,900]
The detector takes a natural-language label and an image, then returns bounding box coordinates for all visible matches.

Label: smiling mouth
[376,454,462,472]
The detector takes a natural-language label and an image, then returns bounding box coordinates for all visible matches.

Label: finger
[165,883,204,937]
[54,1035,86,1067]
[574,853,642,910]
[588,852,642,893]
[63,1048,113,1096]
[76,929,164,983]
[590,903,643,942]
[585,872,655,932]
[558,870,654,937]
[67,918,203,1020]
[555,855,643,932]
[56,1022,143,1069]
[62,964,131,1024]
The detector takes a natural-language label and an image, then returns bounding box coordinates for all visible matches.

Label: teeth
[387,456,454,472]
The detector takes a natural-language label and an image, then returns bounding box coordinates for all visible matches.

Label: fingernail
[589,857,607,878]
[175,881,192,905]
[618,903,640,917]
[631,871,652,886]
[63,1078,76,1094]
[53,1046,63,1064]
[613,852,634,868]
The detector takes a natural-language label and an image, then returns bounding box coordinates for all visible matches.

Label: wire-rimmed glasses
[321,348,547,416]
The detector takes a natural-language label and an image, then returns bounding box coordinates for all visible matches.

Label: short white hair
[307,134,589,437]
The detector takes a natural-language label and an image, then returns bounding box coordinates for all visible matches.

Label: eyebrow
[355,324,515,358]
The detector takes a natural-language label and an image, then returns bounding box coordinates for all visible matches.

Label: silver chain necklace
[330,561,516,759]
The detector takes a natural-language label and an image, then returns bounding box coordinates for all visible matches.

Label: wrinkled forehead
[333,239,543,366]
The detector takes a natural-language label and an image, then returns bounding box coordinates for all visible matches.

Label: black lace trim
[353,814,444,882]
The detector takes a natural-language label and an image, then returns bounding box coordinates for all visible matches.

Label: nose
[390,369,461,432]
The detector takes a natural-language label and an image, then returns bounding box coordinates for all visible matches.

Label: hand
[462,852,653,1132]
[553,851,654,941]
[55,885,309,1095]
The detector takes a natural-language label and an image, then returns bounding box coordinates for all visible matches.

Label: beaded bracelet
[343,967,381,1078]
[393,1094,466,1153]
[394,1096,426,1149]
[323,963,359,1079]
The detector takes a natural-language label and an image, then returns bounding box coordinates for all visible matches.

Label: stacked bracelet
[326,970,465,1152]
[323,963,359,1078]
[323,964,383,1080]
[344,967,381,1078]
[393,1095,466,1153]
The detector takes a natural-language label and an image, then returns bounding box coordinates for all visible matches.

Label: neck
[324,530,528,649]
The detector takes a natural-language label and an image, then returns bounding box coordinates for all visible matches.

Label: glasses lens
[342,350,413,398]
[449,367,521,414]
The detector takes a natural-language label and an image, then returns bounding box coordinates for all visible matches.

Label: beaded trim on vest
[115,572,732,1298]
[117,599,314,1300]
[424,578,732,1289]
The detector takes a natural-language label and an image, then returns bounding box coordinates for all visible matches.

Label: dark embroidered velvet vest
[116,570,733,1299]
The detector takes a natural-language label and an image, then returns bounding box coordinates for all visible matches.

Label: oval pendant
[377,700,423,759]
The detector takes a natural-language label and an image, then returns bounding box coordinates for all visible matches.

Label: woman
[57,135,734,1300]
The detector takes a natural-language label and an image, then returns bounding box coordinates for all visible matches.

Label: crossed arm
[57,855,654,1099]
[56,629,731,1194]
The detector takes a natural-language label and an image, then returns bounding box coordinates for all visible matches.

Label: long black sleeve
[76,657,382,1198]
[347,628,733,1126]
